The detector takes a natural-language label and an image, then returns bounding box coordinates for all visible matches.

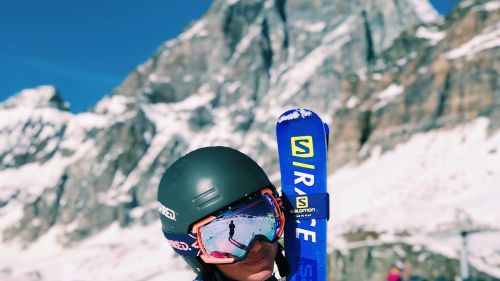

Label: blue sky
[0,0,459,113]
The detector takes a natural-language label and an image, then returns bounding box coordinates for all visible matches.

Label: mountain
[1,0,499,280]
[333,0,500,166]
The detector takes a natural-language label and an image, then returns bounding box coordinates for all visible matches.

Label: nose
[248,240,263,253]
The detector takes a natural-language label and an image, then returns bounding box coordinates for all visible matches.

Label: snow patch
[171,91,215,112]
[179,20,207,41]
[226,81,241,94]
[0,223,196,281]
[275,16,355,102]
[0,157,69,200]
[416,26,446,45]
[396,57,408,66]
[408,0,442,23]
[0,86,60,109]
[0,105,71,130]
[459,0,475,9]
[0,201,24,239]
[373,84,404,110]
[484,1,500,11]
[277,108,312,123]
[71,112,107,129]
[94,95,135,116]
[231,23,262,62]
[472,1,500,12]
[372,73,383,80]
[226,0,241,6]
[445,21,500,60]
[417,67,429,74]
[346,96,359,109]
[295,21,326,33]
[148,73,158,82]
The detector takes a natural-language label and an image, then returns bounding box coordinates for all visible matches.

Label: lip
[243,252,267,266]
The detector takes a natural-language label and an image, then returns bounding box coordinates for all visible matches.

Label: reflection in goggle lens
[199,194,279,259]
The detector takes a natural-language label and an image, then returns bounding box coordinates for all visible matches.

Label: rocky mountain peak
[115,0,442,109]
[0,85,69,111]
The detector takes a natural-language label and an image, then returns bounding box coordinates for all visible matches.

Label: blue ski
[276,108,330,281]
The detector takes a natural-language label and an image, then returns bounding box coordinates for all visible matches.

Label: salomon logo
[291,136,314,157]
[296,196,309,208]
[290,195,316,217]
[157,202,177,221]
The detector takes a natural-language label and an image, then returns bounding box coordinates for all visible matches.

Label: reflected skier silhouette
[228,220,247,250]
[229,220,235,239]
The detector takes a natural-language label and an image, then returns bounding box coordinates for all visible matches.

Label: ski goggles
[193,188,285,264]
[163,188,284,264]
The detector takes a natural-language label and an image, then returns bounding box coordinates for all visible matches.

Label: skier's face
[216,240,277,281]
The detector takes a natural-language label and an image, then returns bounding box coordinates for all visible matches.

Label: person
[387,264,402,281]
[157,146,289,281]
[402,259,411,280]
[229,220,236,240]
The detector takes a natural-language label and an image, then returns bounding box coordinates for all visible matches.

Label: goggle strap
[162,230,200,256]
[281,192,330,220]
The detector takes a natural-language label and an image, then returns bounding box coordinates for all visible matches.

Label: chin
[217,242,278,281]
[246,269,273,281]
[247,260,275,281]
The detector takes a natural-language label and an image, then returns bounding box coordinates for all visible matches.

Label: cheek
[264,243,278,265]
[217,263,242,278]
[216,243,278,280]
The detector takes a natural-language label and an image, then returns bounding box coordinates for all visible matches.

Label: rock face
[0,0,499,277]
[330,242,495,281]
[332,0,500,166]
[0,86,70,170]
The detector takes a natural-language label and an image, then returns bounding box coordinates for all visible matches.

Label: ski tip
[277,108,314,123]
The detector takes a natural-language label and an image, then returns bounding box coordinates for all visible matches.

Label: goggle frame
[191,187,285,264]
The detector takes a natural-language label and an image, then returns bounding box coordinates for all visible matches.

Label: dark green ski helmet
[157,146,276,277]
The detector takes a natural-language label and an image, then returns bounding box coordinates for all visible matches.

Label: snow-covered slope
[0,222,195,281]
[331,117,500,235]
[330,117,500,276]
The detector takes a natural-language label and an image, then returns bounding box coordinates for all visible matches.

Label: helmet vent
[192,187,221,210]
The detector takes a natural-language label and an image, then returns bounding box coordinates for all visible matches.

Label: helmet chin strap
[214,270,229,281]
[275,242,290,278]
